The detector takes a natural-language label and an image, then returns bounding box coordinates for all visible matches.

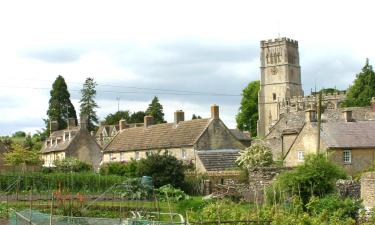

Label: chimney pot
[144,116,154,128]
[342,110,353,122]
[174,110,185,125]
[305,109,316,122]
[371,97,375,112]
[80,115,88,130]
[211,104,219,119]
[49,120,58,133]
[119,119,127,131]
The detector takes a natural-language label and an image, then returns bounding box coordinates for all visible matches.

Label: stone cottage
[40,117,102,171]
[102,105,251,173]
[283,105,375,175]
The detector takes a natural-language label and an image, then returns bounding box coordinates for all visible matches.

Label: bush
[181,174,208,195]
[136,153,185,188]
[271,153,347,204]
[54,157,92,172]
[99,160,138,177]
[156,184,189,202]
[236,144,273,169]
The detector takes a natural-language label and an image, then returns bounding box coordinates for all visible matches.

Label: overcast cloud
[0,0,374,135]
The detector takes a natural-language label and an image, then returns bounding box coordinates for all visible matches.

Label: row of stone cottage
[39,105,251,174]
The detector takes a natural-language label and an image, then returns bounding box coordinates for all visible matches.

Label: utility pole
[316,92,322,153]
[116,96,120,112]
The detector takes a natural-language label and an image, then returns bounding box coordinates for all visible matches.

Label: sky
[0,0,374,135]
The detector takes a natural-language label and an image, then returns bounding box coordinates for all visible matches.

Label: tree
[104,111,131,125]
[129,111,146,123]
[145,96,166,124]
[236,80,260,137]
[136,153,185,188]
[80,77,99,131]
[192,114,202,120]
[236,144,273,169]
[4,143,41,170]
[343,59,375,107]
[12,131,26,138]
[46,75,77,132]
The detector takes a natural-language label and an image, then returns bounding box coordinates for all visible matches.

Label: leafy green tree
[46,75,77,132]
[236,80,260,137]
[104,110,131,125]
[145,96,166,124]
[100,160,138,177]
[343,59,375,107]
[137,153,185,188]
[4,143,41,170]
[12,131,26,138]
[192,114,202,120]
[272,153,347,204]
[236,144,273,169]
[80,77,99,131]
[129,111,146,123]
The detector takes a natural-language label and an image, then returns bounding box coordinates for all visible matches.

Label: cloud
[22,47,85,63]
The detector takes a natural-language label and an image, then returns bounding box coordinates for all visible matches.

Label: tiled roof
[105,119,212,152]
[197,149,239,171]
[96,125,119,137]
[321,121,375,148]
[229,129,251,140]
[41,127,80,153]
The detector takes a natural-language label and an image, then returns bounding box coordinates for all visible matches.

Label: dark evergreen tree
[343,59,375,107]
[145,96,165,124]
[129,111,146,123]
[236,80,260,137]
[80,77,99,131]
[46,75,77,133]
[104,110,131,125]
[192,114,202,120]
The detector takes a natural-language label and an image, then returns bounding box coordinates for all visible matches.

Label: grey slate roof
[196,149,239,171]
[321,121,375,148]
[41,127,79,153]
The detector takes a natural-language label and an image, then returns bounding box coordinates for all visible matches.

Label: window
[135,151,140,160]
[343,150,351,163]
[273,93,277,101]
[120,152,124,161]
[109,153,113,161]
[181,148,187,159]
[297,151,304,161]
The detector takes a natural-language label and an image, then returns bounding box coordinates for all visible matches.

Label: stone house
[283,104,375,175]
[95,122,144,147]
[103,105,250,173]
[40,117,102,171]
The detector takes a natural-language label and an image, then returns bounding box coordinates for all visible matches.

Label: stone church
[256,37,375,175]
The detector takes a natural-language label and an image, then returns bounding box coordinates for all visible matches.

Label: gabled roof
[229,129,251,141]
[197,149,239,171]
[96,125,119,137]
[321,121,375,149]
[105,118,212,152]
[41,127,80,153]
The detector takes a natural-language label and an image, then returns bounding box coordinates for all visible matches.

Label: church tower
[257,37,304,137]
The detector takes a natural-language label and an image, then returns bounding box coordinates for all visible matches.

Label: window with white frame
[135,151,140,160]
[120,152,124,161]
[343,150,351,163]
[297,151,304,161]
[181,148,187,159]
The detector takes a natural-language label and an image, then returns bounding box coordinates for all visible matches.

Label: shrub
[236,144,273,169]
[99,160,138,177]
[156,184,189,202]
[54,157,92,172]
[0,202,9,219]
[272,153,347,204]
[136,153,185,188]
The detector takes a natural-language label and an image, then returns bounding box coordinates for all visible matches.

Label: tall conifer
[79,77,99,131]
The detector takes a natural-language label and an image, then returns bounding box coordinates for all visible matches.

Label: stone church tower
[257,37,304,137]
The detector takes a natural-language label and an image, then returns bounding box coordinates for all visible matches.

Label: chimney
[80,115,88,130]
[119,119,127,131]
[174,110,185,125]
[305,109,316,122]
[50,120,58,133]
[211,104,219,119]
[372,97,375,112]
[67,118,76,129]
[342,110,353,122]
[144,115,154,128]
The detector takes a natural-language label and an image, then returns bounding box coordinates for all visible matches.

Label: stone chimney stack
[342,110,353,122]
[50,120,58,133]
[144,116,154,128]
[67,118,76,129]
[119,119,127,131]
[305,109,316,123]
[211,104,219,119]
[371,97,375,112]
[174,110,185,125]
[80,115,88,130]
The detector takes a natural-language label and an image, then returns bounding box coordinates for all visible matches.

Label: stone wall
[245,167,292,203]
[361,172,375,208]
[336,179,360,199]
